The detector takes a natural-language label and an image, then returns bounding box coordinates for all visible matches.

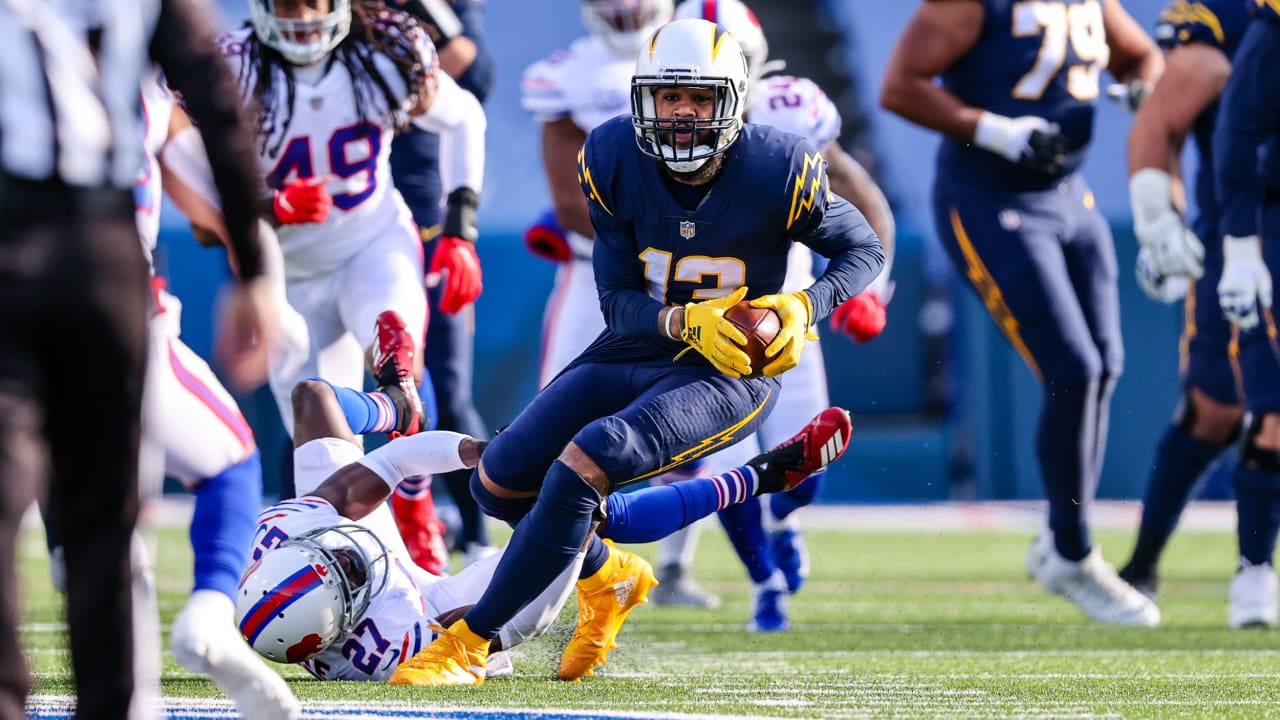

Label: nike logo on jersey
[381,648,401,671]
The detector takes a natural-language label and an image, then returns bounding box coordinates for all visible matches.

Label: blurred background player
[522,0,674,387]
[223,0,484,452]
[129,72,300,719]
[389,19,882,686]
[387,0,496,574]
[1115,0,1249,611]
[234,376,849,681]
[667,0,897,630]
[881,0,1163,624]
[524,0,731,609]
[1212,1,1280,629]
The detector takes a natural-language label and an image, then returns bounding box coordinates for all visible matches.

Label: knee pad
[573,416,655,488]
[1241,415,1280,476]
[471,469,535,527]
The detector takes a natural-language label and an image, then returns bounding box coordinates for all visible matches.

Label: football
[723,301,782,377]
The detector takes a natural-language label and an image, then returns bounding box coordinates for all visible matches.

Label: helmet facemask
[250,0,353,66]
[631,78,743,173]
[582,0,674,57]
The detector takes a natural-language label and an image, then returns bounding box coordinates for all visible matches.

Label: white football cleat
[171,590,301,720]
[1229,562,1278,629]
[1025,532,1160,627]
[485,650,514,678]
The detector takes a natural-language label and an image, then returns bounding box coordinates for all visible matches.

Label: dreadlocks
[239,0,431,158]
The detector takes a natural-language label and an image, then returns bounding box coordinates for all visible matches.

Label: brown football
[723,301,782,377]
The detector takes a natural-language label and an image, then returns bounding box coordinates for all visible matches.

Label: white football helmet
[673,0,771,86]
[249,0,352,66]
[235,525,388,663]
[632,18,749,173]
[582,0,674,57]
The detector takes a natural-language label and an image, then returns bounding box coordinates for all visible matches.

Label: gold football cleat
[388,619,489,686]
[558,540,657,681]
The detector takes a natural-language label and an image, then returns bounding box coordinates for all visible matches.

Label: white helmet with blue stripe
[235,524,388,663]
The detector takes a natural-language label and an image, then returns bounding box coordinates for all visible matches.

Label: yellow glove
[681,286,752,378]
[749,291,817,377]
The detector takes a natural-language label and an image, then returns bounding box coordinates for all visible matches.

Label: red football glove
[429,235,482,314]
[272,176,332,225]
[524,209,571,262]
[830,291,887,343]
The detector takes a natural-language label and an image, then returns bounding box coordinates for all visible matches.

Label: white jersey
[248,497,446,682]
[136,69,175,265]
[747,75,842,152]
[218,28,427,279]
[749,74,843,293]
[521,35,634,134]
[523,36,633,385]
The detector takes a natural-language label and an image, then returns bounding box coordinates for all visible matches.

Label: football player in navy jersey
[1212,1,1280,628]
[387,18,882,686]
[1115,0,1250,613]
[882,0,1163,625]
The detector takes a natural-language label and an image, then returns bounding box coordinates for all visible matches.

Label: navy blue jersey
[1252,0,1280,23]
[1153,0,1250,240]
[1214,12,1280,237]
[577,116,883,364]
[937,0,1108,190]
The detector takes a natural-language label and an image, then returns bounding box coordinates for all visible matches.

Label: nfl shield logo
[679,220,696,239]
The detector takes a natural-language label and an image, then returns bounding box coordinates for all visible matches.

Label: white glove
[1219,235,1273,330]
[974,112,1066,172]
[1135,246,1190,304]
[1130,168,1204,279]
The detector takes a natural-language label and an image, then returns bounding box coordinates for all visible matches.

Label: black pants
[0,178,148,720]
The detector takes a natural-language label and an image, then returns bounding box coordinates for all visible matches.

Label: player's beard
[663,152,726,186]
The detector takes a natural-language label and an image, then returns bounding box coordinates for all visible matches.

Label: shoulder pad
[748,75,843,149]
[783,139,831,233]
[1156,0,1231,49]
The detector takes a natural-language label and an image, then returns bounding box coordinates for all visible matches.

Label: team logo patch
[680,220,697,239]
[998,209,1021,231]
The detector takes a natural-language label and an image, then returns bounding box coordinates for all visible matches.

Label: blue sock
[719,496,776,584]
[603,466,756,543]
[465,461,600,639]
[309,377,398,434]
[418,367,439,431]
[1127,425,1225,572]
[769,472,824,521]
[1235,465,1280,567]
[1038,378,1097,561]
[191,451,262,599]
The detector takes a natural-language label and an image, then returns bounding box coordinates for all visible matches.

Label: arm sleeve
[1213,20,1280,237]
[797,194,885,321]
[411,70,486,193]
[150,0,264,280]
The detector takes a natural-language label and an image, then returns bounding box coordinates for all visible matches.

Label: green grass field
[18,522,1280,719]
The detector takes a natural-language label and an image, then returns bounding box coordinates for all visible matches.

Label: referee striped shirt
[0,0,157,188]
[0,0,268,279]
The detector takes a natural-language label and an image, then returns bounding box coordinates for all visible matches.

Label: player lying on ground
[233,374,852,680]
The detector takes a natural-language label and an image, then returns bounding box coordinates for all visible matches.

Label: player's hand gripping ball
[723,302,781,378]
